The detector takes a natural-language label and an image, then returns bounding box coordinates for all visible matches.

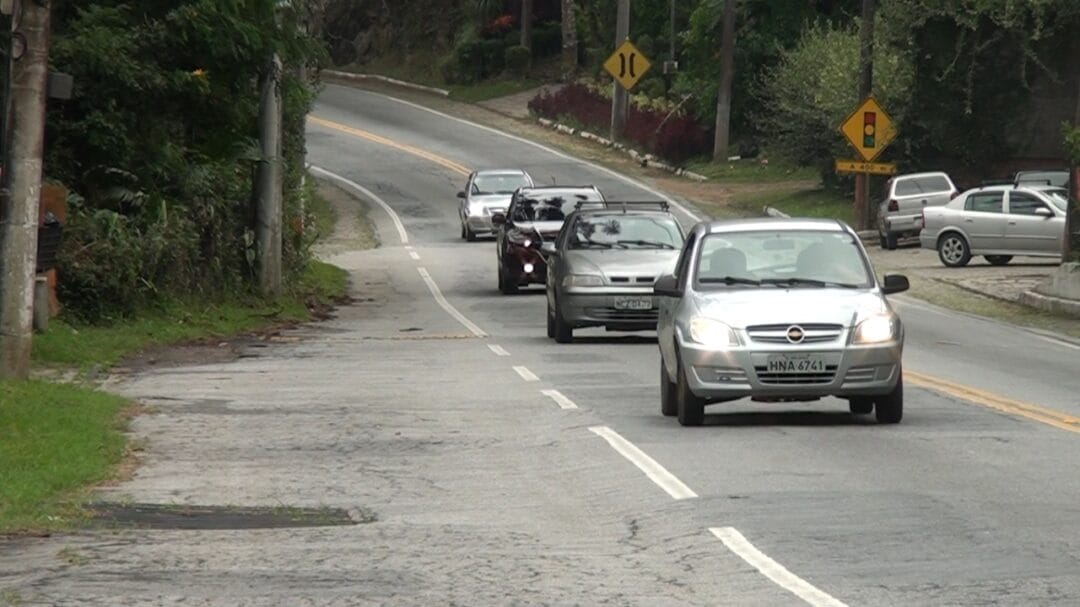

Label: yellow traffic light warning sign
[603,39,651,91]
[839,96,897,162]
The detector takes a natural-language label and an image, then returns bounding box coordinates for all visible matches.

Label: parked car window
[964,192,1004,213]
[1015,171,1068,188]
[696,230,872,288]
[1043,189,1071,212]
[1008,192,1049,215]
[473,173,529,195]
[894,179,922,196]
[568,215,683,250]
[914,175,952,193]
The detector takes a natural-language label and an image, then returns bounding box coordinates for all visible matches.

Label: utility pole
[1066,76,1080,260]
[854,0,876,231]
[256,54,283,297]
[610,0,630,140]
[0,0,51,379]
[520,0,533,51]
[712,0,736,160]
[560,0,577,79]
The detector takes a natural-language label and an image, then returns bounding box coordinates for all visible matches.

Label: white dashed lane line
[514,366,540,382]
[487,344,510,356]
[409,251,420,260]
[710,527,849,607]
[541,389,578,410]
[588,426,697,500]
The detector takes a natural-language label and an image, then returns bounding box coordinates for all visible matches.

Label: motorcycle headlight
[853,315,897,344]
[688,317,739,348]
[563,274,603,288]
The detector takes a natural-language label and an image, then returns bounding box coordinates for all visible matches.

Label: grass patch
[731,188,854,224]
[32,261,348,370]
[683,157,819,183]
[307,179,337,242]
[449,78,541,103]
[0,380,130,534]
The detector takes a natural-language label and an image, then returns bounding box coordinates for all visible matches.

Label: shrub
[532,22,562,57]
[439,55,460,84]
[635,77,666,100]
[504,45,532,75]
[529,83,709,162]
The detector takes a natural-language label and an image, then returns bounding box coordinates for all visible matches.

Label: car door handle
[1008,221,1017,225]
[921,200,928,205]
[964,218,974,223]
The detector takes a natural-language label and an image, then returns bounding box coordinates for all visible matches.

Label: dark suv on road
[491,185,604,294]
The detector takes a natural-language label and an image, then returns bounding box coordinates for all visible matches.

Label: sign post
[603,38,651,140]
[837,95,897,230]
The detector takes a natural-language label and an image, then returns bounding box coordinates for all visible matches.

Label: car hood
[565,249,679,280]
[694,288,890,329]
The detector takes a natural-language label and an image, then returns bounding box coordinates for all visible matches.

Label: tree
[560,0,577,79]
[520,0,532,51]
[712,0,736,160]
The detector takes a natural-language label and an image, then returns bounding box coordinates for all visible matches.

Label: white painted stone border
[534,117,709,182]
[322,69,451,97]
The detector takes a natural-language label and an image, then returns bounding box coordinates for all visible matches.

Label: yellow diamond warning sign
[603,39,652,91]
[839,96,897,162]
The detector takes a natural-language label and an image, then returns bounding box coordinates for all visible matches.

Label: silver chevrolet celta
[543,202,684,343]
[654,218,910,426]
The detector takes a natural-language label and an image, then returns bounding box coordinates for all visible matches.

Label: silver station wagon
[654,218,911,426]
[543,201,684,342]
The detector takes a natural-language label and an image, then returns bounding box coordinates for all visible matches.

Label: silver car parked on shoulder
[543,201,685,343]
[458,169,534,241]
[654,218,910,426]
[877,172,958,250]
[919,184,1069,267]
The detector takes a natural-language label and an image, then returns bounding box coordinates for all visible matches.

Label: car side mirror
[1035,207,1053,218]
[881,273,910,295]
[491,213,506,226]
[540,242,557,255]
[457,191,466,199]
[654,274,682,297]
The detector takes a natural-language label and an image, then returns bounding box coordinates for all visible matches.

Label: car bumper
[560,288,658,330]
[882,214,922,235]
[678,337,902,400]
[466,215,497,234]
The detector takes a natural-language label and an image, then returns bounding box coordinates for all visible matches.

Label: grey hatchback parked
[878,172,958,250]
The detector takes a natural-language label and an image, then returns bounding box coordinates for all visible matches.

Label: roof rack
[574,200,670,212]
[978,179,1013,188]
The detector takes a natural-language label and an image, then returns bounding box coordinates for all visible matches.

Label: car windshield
[1044,188,1072,212]
[510,190,602,222]
[1016,171,1069,188]
[695,230,872,289]
[473,173,529,195]
[568,214,683,249]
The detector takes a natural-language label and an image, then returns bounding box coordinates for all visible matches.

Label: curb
[1019,290,1080,318]
[534,117,708,183]
[323,70,451,97]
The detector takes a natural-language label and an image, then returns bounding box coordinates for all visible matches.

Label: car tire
[460,221,466,240]
[882,232,898,250]
[660,355,678,417]
[498,262,518,295]
[874,372,903,424]
[937,233,971,267]
[676,356,705,427]
[553,297,573,343]
[546,297,556,339]
[849,398,874,415]
[985,255,1013,266]
[465,224,477,242]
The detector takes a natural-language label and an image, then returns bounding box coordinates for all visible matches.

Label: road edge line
[309,165,409,245]
[587,426,697,500]
[416,267,488,338]
[541,389,578,410]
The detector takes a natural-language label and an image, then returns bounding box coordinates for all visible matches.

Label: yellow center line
[308,115,471,176]
[907,370,1080,434]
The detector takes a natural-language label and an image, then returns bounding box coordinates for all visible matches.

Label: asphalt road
[3,83,1078,606]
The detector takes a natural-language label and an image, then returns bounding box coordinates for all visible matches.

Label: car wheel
[849,398,874,415]
[881,231,898,250]
[660,355,678,417]
[498,262,518,295]
[546,296,556,339]
[465,224,477,242]
[874,372,903,424]
[985,255,1013,266]
[937,233,971,267]
[460,221,466,240]
[676,355,705,427]
[553,297,573,343]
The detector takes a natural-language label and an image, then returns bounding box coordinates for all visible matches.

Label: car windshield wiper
[615,239,676,249]
[699,276,761,286]
[572,241,615,249]
[761,277,861,289]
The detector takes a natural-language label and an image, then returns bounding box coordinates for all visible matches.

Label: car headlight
[563,274,603,288]
[688,317,739,348]
[853,315,897,344]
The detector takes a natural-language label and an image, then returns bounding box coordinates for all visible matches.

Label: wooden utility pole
[1066,76,1080,260]
[712,0,737,160]
[854,0,876,231]
[0,0,51,379]
[256,54,283,297]
[560,0,577,79]
[520,0,533,51]
[610,0,630,140]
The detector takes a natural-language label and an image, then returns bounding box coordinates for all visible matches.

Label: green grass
[683,157,820,183]
[308,181,337,241]
[449,78,541,102]
[32,261,349,370]
[0,380,130,533]
[731,188,855,225]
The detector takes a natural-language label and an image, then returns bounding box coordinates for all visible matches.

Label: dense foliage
[45,1,325,321]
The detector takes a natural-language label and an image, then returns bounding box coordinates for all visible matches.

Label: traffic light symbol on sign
[863,111,876,148]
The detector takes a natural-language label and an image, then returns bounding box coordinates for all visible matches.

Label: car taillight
[950,190,959,200]
[887,199,899,212]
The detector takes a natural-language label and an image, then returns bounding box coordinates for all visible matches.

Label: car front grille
[754,365,838,385]
[608,276,657,284]
[584,307,658,322]
[746,323,844,344]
